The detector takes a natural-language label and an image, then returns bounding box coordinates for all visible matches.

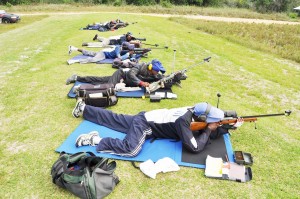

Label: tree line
[1,0,300,13]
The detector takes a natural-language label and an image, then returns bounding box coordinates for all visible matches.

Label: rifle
[131,37,146,41]
[144,43,159,47]
[152,46,169,50]
[121,48,152,55]
[143,43,169,49]
[146,56,211,94]
[190,110,292,131]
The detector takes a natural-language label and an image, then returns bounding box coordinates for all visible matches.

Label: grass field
[0,11,299,198]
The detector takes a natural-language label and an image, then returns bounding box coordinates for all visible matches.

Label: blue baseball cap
[151,59,166,74]
[194,102,224,123]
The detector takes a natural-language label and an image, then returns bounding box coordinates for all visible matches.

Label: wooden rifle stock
[190,118,257,131]
[189,110,292,131]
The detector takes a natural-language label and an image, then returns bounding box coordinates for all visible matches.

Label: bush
[160,0,172,8]
[113,0,124,6]
[288,12,298,18]
[5,2,12,7]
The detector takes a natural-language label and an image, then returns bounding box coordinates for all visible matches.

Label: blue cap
[194,102,224,123]
[151,59,166,74]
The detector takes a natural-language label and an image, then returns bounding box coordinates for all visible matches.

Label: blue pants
[83,105,152,157]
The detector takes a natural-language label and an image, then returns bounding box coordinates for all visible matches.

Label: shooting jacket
[124,63,152,86]
[145,107,212,153]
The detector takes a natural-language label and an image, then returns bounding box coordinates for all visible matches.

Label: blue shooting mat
[69,55,114,64]
[67,81,146,98]
[56,120,234,169]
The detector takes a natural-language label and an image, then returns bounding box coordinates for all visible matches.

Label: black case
[78,85,118,108]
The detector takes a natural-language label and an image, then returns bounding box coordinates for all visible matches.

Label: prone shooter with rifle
[72,98,291,157]
[83,32,145,48]
[146,56,211,94]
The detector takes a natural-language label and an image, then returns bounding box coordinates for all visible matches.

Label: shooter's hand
[233,118,244,128]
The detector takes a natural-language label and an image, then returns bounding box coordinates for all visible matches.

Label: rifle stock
[190,118,257,131]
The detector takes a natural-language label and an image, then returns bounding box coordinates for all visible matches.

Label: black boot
[93,34,98,41]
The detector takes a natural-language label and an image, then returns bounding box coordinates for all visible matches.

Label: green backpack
[51,152,120,199]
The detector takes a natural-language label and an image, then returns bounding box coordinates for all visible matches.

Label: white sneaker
[68,45,77,55]
[75,131,101,147]
[72,99,85,118]
[67,59,78,65]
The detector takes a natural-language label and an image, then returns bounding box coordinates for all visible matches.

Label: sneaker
[66,74,77,85]
[68,45,77,55]
[75,131,100,147]
[72,99,85,118]
[82,42,88,46]
[68,45,73,55]
[93,34,98,41]
[67,59,78,65]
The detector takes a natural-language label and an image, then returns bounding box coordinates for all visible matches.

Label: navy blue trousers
[83,105,152,157]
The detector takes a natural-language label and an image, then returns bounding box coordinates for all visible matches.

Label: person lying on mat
[106,19,129,31]
[67,44,134,65]
[66,59,166,88]
[72,102,227,157]
[84,32,141,48]
[84,19,129,32]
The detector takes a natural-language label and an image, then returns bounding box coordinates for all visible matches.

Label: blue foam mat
[67,81,146,98]
[70,55,114,64]
[56,120,234,169]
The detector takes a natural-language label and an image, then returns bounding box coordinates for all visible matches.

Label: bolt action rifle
[146,57,211,94]
[121,47,152,55]
[131,37,146,41]
[189,110,292,131]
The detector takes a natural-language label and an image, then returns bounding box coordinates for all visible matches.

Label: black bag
[51,152,120,199]
[77,84,118,108]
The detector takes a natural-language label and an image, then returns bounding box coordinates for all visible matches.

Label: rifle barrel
[241,110,291,118]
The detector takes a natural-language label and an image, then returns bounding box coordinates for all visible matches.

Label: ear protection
[197,103,212,122]
[148,64,153,70]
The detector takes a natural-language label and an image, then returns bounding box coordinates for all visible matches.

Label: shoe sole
[72,101,82,118]
[68,46,72,55]
[75,134,87,147]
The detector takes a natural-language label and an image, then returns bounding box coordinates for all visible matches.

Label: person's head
[126,32,133,41]
[148,59,166,75]
[192,102,224,123]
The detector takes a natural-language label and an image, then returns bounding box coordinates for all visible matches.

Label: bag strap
[61,152,95,172]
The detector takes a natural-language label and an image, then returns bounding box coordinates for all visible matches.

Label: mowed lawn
[0,12,299,198]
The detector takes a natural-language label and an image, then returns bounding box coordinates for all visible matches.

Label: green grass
[1,3,299,21]
[0,11,299,198]
[170,17,300,63]
[0,15,48,34]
